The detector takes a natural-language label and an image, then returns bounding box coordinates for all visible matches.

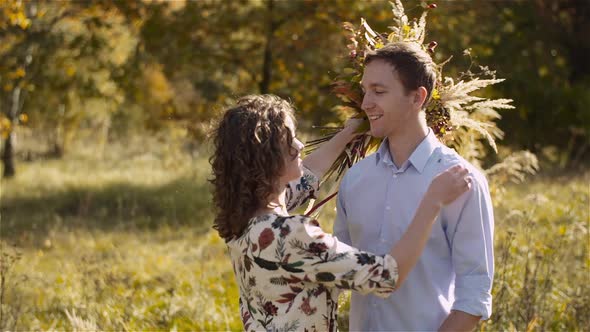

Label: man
[333,42,494,331]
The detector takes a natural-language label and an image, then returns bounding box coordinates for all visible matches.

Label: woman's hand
[342,118,366,138]
[426,165,471,207]
[303,118,366,178]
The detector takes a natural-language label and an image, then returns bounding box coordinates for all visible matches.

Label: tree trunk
[2,87,21,178]
[259,0,274,94]
[567,1,590,83]
[1,34,33,177]
[1,133,15,178]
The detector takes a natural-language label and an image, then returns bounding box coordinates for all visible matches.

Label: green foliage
[0,0,144,177]
[423,0,590,160]
[0,136,240,330]
[1,134,213,238]
[486,177,590,331]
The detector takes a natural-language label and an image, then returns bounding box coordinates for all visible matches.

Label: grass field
[1,138,588,331]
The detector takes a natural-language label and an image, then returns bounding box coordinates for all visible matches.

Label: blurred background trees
[1,2,588,329]
[1,0,588,177]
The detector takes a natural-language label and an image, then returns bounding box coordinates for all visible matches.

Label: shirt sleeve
[287,216,398,297]
[285,166,320,212]
[448,174,494,320]
[333,174,352,245]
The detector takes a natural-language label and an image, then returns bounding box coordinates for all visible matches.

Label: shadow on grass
[1,176,214,244]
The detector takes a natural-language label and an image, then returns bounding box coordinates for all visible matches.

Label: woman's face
[281,116,304,184]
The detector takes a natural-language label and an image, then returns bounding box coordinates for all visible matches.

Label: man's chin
[369,128,386,138]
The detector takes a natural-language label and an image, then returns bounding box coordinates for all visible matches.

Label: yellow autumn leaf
[431,88,441,100]
[66,66,76,77]
[37,8,47,18]
[402,25,411,37]
[342,68,356,75]
[9,11,30,29]
[19,113,28,123]
[18,17,30,29]
[8,67,25,79]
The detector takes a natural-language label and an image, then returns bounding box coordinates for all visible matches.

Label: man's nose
[361,94,373,112]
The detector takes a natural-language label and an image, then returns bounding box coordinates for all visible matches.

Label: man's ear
[413,87,428,110]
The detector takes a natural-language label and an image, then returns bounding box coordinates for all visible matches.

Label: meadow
[1,134,588,331]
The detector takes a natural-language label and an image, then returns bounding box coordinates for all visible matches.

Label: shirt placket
[368,163,409,326]
[378,161,401,253]
[382,162,409,246]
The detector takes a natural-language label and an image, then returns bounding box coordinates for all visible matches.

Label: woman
[210,95,470,331]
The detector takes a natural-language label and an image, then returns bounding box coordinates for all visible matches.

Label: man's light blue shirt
[334,130,494,331]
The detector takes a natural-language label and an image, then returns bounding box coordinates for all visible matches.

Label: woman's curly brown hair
[209,95,297,242]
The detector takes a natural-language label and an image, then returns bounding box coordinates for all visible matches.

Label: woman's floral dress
[227,168,399,331]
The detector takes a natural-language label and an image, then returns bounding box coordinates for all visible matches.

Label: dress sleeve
[285,166,320,212]
[284,216,398,297]
[239,296,263,332]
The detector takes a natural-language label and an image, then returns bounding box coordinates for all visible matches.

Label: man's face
[361,59,416,138]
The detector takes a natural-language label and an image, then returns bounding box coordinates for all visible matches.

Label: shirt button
[385,206,391,210]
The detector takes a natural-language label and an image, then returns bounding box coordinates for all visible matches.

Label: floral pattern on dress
[285,166,320,212]
[227,168,399,331]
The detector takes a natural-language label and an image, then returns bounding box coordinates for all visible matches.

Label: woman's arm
[284,216,398,296]
[302,119,363,179]
[389,165,470,288]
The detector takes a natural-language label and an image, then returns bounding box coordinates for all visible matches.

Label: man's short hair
[364,42,437,107]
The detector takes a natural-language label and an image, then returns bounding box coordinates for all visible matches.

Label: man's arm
[440,172,494,331]
[333,174,352,245]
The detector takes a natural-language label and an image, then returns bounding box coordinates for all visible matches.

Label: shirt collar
[375,138,393,166]
[409,129,440,173]
[375,129,441,173]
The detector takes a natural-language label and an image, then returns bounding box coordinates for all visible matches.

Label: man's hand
[438,310,481,332]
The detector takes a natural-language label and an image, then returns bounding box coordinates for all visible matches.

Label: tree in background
[0,0,138,177]
[0,0,33,177]
[424,0,590,166]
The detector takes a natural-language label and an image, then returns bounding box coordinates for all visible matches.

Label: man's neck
[387,120,429,168]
